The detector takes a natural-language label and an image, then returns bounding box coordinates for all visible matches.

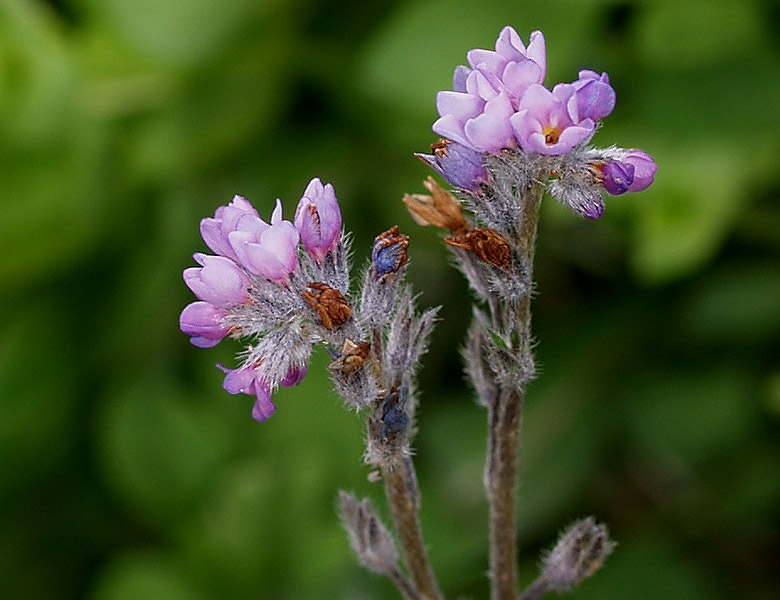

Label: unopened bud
[542,517,616,592]
[338,491,399,575]
[371,226,409,281]
[445,227,511,269]
[415,138,488,191]
[403,176,469,235]
[302,282,352,330]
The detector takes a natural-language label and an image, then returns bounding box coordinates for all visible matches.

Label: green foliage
[1,0,779,599]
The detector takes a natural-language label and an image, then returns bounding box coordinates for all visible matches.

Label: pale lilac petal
[525,31,546,72]
[452,65,471,92]
[270,199,284,225]
[464,113,514,152]
[179,301,228,347]
[465,69,500,100]
[183,254,250,307]
[436,91,483,121]
[624,149,657,191]
[466,48,506,75]
[518,83,555,115]
[295,178,342,261]
[432,114,471,148]
[495,26,526,59]
[509,110,541,152]
[251,386,276,422]
[501,60,544,101]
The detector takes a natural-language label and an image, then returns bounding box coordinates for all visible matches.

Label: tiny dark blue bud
[379,386,410,438]
[372,226,409,281]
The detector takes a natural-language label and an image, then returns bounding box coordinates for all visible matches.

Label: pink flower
[199,195,260,262]
[510,84,595,155]
[570,70,615,123]
[294,178,342,262]
[183,253,250,307]
[218,363,307,422]
[179,301,230,348]
[228,200,300,284]
[466,27,546,106]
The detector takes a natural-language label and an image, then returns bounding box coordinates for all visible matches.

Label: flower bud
[623,148,657,192]
[294,177,342,262]
[597,160,636,196]
[571,70,615,122]
[371,226,409,281]
[338,491,399,575]
[415,139,488,191]
[542,517,616,592]
[179,301,230,348]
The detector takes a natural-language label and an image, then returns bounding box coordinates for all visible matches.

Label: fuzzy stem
[382,457,444,600]
[388,565,424,600]
[485,183,543,600]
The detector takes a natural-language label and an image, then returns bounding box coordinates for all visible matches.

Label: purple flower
[199,195,260,262]
[294,177,342,262]
[228,200,300,284]
[570,70,615,123]
[218,362,307,422]
[433,70,516,153]
[180,301,230,348]
[183,253,251,307]
[510,84,595,155]
[219,363,276,422]
[623,149,657,191]
[465,27,546,106]
[598,161,635,195]
[415,139,488,191]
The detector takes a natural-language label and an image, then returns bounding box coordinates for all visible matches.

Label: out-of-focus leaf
[87,551,205,600]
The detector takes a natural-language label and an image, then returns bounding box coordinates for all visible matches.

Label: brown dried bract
[302,282,352,330]
[331,338,371,376]
[402,176,469,235]
[444,227,511,269]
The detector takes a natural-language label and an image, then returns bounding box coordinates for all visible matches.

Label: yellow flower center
[543,125,561,146]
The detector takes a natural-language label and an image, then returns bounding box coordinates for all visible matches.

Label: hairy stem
[382,457,444,600]
[485,183,542,600]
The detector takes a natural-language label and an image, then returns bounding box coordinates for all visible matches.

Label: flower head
[294,177,342,262]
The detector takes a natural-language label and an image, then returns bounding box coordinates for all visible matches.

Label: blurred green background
[2,0,779,598]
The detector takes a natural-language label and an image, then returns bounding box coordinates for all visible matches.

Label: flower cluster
[426,26,656,209]
[179,178,343,421]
